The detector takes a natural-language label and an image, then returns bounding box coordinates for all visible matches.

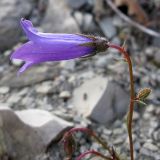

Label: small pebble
[0,86,10,94]
[59,91,71,99]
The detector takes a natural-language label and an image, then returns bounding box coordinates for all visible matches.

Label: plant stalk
[64,128,112,154]
[108,43,135,160]
[76,150,113,160]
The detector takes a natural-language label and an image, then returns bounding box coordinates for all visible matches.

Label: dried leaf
[114,0,149,24]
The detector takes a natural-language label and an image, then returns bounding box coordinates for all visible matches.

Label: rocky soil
[0,0,160,160]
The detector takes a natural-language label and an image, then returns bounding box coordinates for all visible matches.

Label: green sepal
[76,33,97,40]
[135,100,147,106]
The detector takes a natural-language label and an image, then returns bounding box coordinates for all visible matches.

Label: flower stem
[76,150,113,160]
[108,43,135,160]
[63,127,120,160]
[64,128,112,153]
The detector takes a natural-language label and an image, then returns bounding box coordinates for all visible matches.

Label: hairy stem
[64,128,111,153]
[108,43,135,160]
[63,128,120,160]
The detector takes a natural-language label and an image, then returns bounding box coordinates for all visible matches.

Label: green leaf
[135,100,147,106]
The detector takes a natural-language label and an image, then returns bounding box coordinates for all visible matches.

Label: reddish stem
[76,150,112,160]
[63,127,112,153]
[108,43,135,160]
[63,127,121,160]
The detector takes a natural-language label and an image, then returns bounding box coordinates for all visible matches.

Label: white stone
[0,86,10,94]
[60,60,76,71]
[8,94,21,104]
[90,80,129,124]
[35,81,53,94]
[16,109,55,127]
[41,0,79,33]
[133,111,139,121]
[11,59,23,66]
[59,91,71,99]
[143,143,158,152]
[73,76,108,117]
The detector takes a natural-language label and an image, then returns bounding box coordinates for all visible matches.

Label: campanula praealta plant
[11,19,151,160]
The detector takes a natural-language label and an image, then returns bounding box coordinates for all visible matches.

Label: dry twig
[106,0,160,37]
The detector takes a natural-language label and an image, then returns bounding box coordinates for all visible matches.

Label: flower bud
[136,88,152,101]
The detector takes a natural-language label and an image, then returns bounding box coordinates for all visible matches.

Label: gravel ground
[0,0,160,160]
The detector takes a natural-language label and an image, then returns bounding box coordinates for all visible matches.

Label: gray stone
[60,60,76,71]
[41,0,80,33]
[143,142,158,152]
[17,88,29,96]
[35,81,54,94]
[91,142,100,150]
[153,51,160,66]
[153,130,160,142]
[4,50,12,57]
[112,15,124,27]
[67,0,87,9]
[134,141,141,151]
[145,47,154,58]
[145,47,160,67]
[108,61,127,74]
[82,13,94,32]
[0,87,10,94]
[59,91,71,99]
[7,94,21,104]
[146,105,155,113]
[77,70,95,79]
[98,17,117,39]
[102,128,112,136]
[73,76,108,117]
[113,128,124,135]
[154,0,160,7]
[0,107,72,160]
[73,76,129,124]
[0,64,60,88]
[90,80,129,124]
[153,37,160,47]
[113,137,124,145]
[140,145,160,160]
[95,55,115,68]
[21,97,35,108]
[74,11,83,26]
[111,37,121,45]
[132,111,140,121]
[0,0,34,51]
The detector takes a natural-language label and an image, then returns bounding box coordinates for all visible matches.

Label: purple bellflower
[11,18,109,74]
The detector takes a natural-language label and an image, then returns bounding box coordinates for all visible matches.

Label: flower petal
[20,18,92,43]
[11,19,109,74]
[18,61,34,75]
[20,18,38,41]
[11,40,94,62]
